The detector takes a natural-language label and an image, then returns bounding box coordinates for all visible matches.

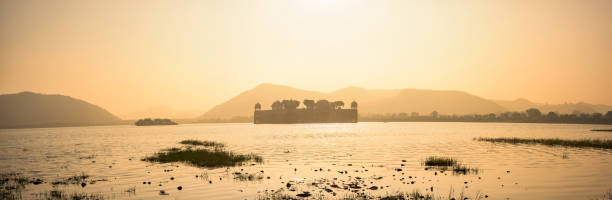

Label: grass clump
[233,172,263,181]
[451,164,479,175]
[179,139,225,147]
[51,174,89,185]
[475,137,612,150]
[143,140,262,168]
[1,173,28,200]
[38,189,104,200]
[143,148,262,167]
[256,189,483,200]
[423,156,457,167]
[422,157,479,175]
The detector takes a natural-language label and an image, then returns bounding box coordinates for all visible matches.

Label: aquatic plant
[451,164,479,175]
[38,189,105,200]
[144,140,262,167]
[423,156,457,167]
[256,189,483,200]
[475,137,612,150]
[1,173,28,200]
[232,172,264,181]
[143,147,262,168]
[422,157,479,175]
[179,139,225,147]
[78,154,96,159]
[124,186,136,195]
[51,173,89,185]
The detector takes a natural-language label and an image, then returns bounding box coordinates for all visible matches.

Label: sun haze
[1,0,611,118]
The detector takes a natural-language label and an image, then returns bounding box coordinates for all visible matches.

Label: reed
[475,137,612,150]
[179,139,225,147]
[38,189,105,200]
[143,147,262,168]
[423,156,458,167]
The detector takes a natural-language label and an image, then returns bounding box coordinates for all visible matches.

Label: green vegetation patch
[51,174,89,185]
[256,189,484,200]
[179,139,225,147]
[143,140,262,168]
[422,156,479,175]
[38,189,104,200]
[1,172,45,200]
[423,156,457,167]
[232,172,264,181]
[475,137,612,150]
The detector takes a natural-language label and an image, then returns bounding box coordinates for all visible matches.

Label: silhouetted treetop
[303,99,315,110]
[258,99,355,111]
[526,108,542,118]
[282,100,300,110]
[315,100,331,110]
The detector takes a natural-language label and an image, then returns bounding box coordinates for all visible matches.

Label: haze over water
[2,122,612,199]
[2,1,612,199]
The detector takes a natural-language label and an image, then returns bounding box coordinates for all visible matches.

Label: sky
[1,0,611,119]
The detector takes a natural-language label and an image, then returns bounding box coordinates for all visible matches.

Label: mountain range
[199,83,612,119]
[0,92,121,128]
[2,84,611,128]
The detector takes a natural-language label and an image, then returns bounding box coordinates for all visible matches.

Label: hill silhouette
[0,92,121,128]
[201,84,612,120]
[494,99,612,114]
[202,84,326,119]
[199,83,509,119]
[363,89,507,115]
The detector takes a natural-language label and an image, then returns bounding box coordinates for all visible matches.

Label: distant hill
[201,84,326,119]
[0,92,122,128]
[199,83,509,119]
[361,89,507,115]
[121,106,204,120]
[494,99,612,114]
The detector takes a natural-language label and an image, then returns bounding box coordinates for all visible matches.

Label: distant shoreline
[2,120,611,130]
[0,121,131,130]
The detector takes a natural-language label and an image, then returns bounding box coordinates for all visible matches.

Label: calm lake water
[1,122,612,200]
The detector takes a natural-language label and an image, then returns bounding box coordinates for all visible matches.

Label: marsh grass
[561,152,569,159]
[255,189,482,200]
[423,156,457,167]
[179,139,225,147]
[51,173,89,185]
[233,172,263,181]
[78,154,96,159]
[422,157,479,175]
[197,172,209,180]
[451,164,480,175]
[1,173,29,200]
[124,186,136,195]
[143,140,262,168]
[38,189,104,200]
[475,137,612,150]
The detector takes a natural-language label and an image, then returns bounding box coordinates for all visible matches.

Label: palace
[254,99,358,124]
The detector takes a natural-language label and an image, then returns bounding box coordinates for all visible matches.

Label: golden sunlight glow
[1,0,611,118]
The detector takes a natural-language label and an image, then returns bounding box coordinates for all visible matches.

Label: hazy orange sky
[1,0,611,118]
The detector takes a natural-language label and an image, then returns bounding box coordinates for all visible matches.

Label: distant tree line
[198,116,253,123]
[135,118,178,126]
[360,108,612,125]
[258,99,357,111]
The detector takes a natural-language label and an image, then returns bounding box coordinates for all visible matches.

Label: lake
[1,122,612,200]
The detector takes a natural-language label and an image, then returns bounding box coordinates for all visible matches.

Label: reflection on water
[1,122,612,199]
